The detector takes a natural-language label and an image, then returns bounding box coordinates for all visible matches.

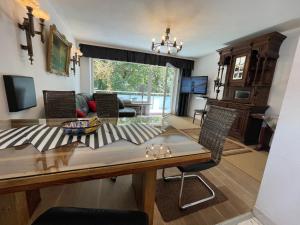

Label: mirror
[232,56,246,80]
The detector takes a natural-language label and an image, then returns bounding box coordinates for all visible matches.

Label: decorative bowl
[62,117,102,135]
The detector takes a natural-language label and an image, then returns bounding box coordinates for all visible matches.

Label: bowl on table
[62,117,102,135]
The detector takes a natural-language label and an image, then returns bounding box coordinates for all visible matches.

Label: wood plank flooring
[30,159,260,225]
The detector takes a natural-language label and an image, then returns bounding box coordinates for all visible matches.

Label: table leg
[132,170,156,225]
[0,190,41,225]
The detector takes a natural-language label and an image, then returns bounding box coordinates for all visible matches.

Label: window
[92,59,177,115]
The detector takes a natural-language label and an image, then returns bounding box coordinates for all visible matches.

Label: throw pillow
[88,100,97,112]
[76,109,86,118]
[118,98,125,109]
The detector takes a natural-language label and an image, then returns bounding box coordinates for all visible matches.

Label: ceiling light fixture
[151,28,183,55]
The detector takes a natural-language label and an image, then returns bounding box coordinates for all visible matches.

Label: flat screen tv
[180,76,208,95]
[3,75,37,112]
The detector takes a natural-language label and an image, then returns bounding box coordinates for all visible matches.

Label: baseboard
[253,207,277,225]
[215,212,253,225]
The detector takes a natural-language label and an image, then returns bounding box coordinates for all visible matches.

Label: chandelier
[151,28,183,54]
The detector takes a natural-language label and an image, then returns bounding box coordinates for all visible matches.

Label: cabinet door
[229,109,248,140]
[229,53,251,87]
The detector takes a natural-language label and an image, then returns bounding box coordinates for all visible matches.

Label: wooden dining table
[0,117,211,225]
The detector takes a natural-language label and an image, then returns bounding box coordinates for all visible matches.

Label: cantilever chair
[43,90,76,118]
[94,93,119,118]
[162,105,237,210]
[31,207,148,225]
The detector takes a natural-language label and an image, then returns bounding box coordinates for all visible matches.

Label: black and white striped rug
[0,123,162,152]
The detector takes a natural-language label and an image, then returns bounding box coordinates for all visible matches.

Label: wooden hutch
[209,32,286,144]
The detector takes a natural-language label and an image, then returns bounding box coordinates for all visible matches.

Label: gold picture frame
[47,25,72,76]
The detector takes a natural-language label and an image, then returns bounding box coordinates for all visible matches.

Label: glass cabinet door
[232,56,247,80]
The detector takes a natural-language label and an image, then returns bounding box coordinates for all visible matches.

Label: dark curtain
[79,44,194,116]
[177,68,192,116]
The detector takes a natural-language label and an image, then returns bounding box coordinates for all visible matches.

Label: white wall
[0,0,80,119]
[254,35,300,225]
[188,52,220,118]
[188,28,300,118]
[266,28,300,116]
[80,57,93,94]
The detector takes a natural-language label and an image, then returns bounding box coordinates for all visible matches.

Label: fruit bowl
[62,117,102,135]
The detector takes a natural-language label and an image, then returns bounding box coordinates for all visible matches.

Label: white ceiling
[50,0,300,58]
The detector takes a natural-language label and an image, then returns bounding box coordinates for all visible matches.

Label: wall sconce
[70,48,83,75]
[214,62,226,99]
[33,8,50,43]
[17,0,50,64]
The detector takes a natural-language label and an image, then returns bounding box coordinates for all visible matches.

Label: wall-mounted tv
[3,75,37,112]
[180,76,208,95]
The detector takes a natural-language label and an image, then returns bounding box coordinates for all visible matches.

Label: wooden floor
[30,160,260,225]
[30,116,262,225]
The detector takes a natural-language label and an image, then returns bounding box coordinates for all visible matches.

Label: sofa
[76,93,136,118]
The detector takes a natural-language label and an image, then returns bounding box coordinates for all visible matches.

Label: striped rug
[0,123,162,152]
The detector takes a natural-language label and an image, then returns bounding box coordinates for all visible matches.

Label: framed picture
[47,25,72,76]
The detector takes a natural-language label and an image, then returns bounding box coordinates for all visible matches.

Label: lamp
[214,62,225,99]
[151,28,183,55]
[70,48,83,75]
[17,0,50,64]
[18,0,39,36]
[33,8,50,43]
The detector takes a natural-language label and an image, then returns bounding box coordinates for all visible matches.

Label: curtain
[176,68,192,116]
[79,44,194,116]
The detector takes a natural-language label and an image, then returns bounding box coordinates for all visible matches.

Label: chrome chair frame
[162,169,215,210]
[162,105,237,210]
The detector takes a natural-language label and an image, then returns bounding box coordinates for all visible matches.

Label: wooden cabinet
[230,109,248,140]
[210,32,285,144]
[208,99,267,144]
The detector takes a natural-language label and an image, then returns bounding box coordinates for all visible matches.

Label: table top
[0,116,210,194]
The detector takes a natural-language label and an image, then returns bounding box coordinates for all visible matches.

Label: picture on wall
[47,25,72,76]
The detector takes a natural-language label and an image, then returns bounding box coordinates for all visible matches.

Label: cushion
[88,100,97,112]
[119,107,136,117]
[177,160,217,173]
[76,109,86,118]
[31,207,149,225]
[122,99,132,105]
[78,93,94,101]
[118,98,125,109]
[76,95,89,115]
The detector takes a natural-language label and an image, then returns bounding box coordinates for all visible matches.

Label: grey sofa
[76,93,136,118]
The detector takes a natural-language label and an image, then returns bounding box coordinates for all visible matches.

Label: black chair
[162,105,237,210]
[31,207,148,225]
[193,96,210,126]
[43,91,76,118]
[94,93,119,118]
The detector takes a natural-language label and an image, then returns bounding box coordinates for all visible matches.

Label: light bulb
[17,0,39,9]
[152,38,155,42]
[174,37,177,41]
[76,49,83,56]
[33,8,50,20]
